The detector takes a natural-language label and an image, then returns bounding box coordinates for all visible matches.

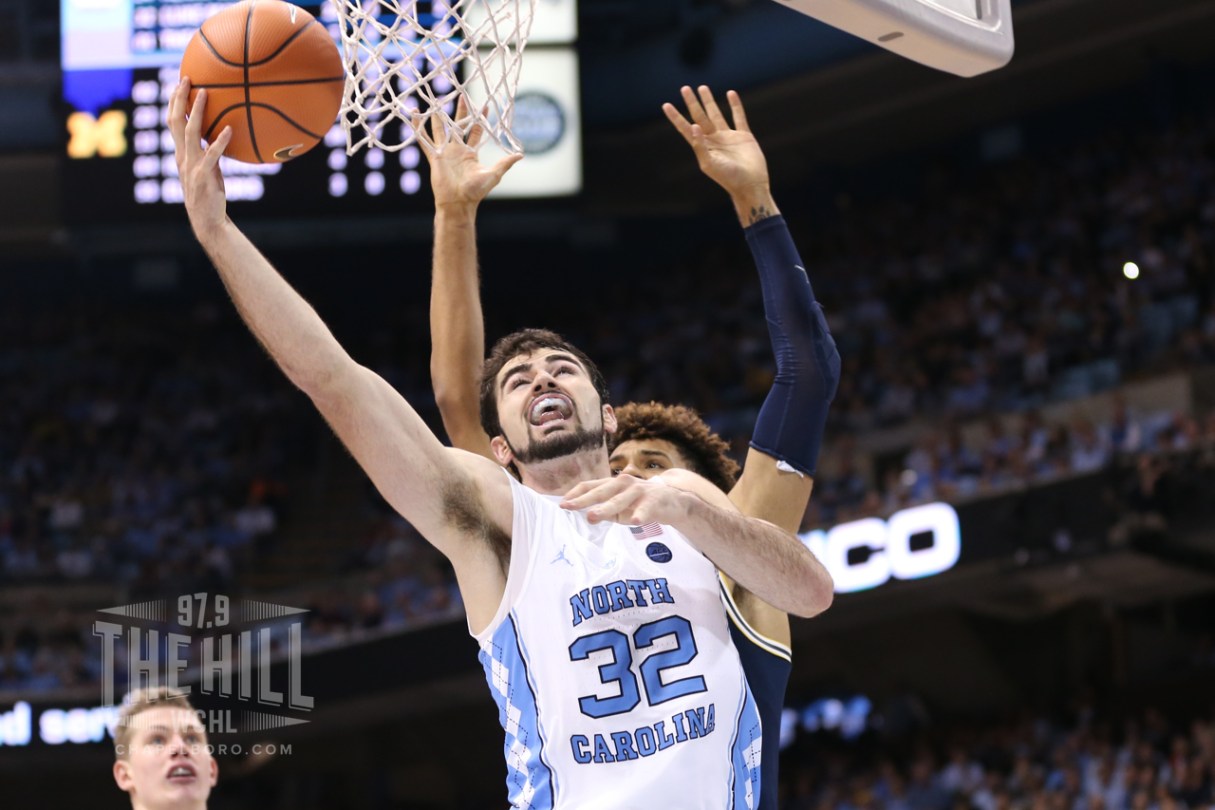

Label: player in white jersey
[168,79,833,808]
[482,470,760,806]
[424,87,839,808]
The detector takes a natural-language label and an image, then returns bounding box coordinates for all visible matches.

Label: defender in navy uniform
[427,86,839,809]
[607,85,841,810]
[609,405,801,810]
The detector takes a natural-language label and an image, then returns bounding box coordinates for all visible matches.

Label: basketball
[180,0,344,164]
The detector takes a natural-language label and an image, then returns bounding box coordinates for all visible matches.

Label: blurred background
[2,0,1215,806]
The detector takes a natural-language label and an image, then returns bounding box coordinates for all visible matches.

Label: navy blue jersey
[720,577,791,810]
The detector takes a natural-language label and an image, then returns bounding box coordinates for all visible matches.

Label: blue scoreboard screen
[60,0,442,224]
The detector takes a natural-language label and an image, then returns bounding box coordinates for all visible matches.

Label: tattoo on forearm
[748,205,776,225]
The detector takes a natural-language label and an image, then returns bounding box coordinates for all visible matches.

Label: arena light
[1123,261,1140,280]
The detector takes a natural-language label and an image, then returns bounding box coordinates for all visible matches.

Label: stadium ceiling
[582,0,1215,215]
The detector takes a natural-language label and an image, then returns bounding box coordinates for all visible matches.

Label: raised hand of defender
[560,474,692,527]
[663,85,769,198]
[169,77,233,238]
[413,98,522,213]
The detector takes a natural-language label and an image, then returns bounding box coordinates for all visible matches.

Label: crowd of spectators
[578,107,1215,445]
[299,512,464,652]
[3,98,1215,695]
[0,293,464,691]
[0,296,304,690]
[779,707,1215,810]
[805,401,1215,531]
[0,298,298,592]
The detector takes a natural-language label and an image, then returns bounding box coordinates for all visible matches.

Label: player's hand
[169,77,232,239]
[560,475,693,527]
[663,86,769,199]
[413,97,522,214]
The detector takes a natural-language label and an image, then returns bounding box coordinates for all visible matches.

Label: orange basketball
[180,0,344,164]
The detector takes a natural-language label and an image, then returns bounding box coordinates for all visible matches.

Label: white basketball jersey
[474,475,762,809]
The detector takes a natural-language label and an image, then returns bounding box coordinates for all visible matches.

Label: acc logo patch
[645,542,672,564]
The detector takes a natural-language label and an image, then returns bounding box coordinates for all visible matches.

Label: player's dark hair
[609,402,740,493]
[479,328,610,439]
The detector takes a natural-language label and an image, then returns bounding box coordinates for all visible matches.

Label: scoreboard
[60,0,581,225]
[60,1,435,224]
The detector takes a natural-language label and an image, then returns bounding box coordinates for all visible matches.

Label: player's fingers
[697,85,729,130]
[662,102,695,146]
[690,123,705,146]
[559,479,611,507]
[491,153,523,181]
[454,98,476,145]
[467,103,491,147]
[558,480,596,506]
[726,89,750,133]
[560,476,627,509]
[617,500,653,527]
[184,88,208,160]
[430,113,449,147]
[168,80,188,159]
[679,85,712,132]
[200,127,232,173]
[170,79,195,147]
[586,485,645,524]
[168,78,184,131]
[410,112,434,156]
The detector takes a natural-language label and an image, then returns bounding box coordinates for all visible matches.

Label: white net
[332,0,537,155]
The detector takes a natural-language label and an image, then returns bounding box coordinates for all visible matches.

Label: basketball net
[333,0,537,154]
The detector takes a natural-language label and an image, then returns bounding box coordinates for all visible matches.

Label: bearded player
[425,85,839,810]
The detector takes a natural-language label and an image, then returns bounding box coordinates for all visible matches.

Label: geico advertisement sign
[798,502,961,593]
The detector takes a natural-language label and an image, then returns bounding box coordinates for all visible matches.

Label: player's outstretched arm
[170,79,512,607]
[663,85,781,227]
[417,104,521,460]
[561,470,833,618]
[666,85,840,615]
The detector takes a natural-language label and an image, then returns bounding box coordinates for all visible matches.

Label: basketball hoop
[773,0,1014,77]
[332,0,538,155]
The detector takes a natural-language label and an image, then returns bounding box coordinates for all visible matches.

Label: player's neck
[132,799,207,810]
[516,450,609,495]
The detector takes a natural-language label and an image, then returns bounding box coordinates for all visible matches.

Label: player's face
[609,439,691,480]
[495,349,609,464]
[114,707,217,809]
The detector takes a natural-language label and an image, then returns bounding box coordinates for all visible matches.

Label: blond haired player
[112,687,217,810]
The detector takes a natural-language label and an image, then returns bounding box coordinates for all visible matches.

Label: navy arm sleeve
[744,215,841,476]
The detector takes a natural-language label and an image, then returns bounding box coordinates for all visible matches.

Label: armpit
[441,475,511,574]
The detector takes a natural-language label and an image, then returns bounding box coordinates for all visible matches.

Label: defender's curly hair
[610,402,740,493]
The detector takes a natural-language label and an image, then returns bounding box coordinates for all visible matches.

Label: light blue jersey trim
[478,615,555,809]
[728,674,762,809]
[511,613,559,804]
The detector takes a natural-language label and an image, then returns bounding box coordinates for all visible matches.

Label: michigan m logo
[67,111,128,158]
